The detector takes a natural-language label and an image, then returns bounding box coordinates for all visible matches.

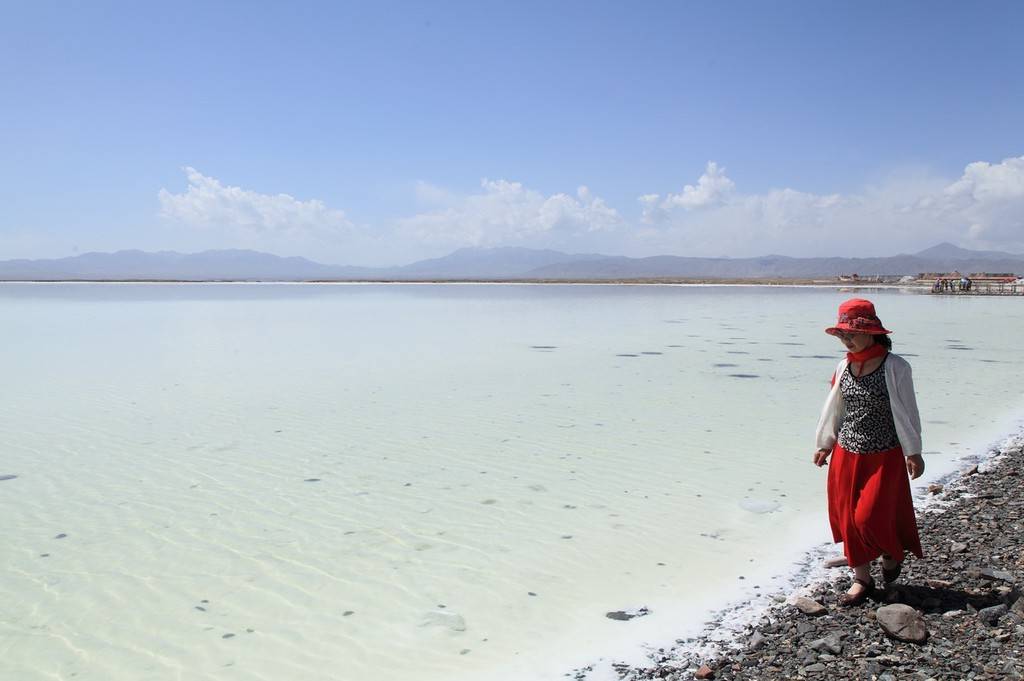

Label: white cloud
[145,157,1024,265]
[945,157,1024,202]
[159,167,353,235]
[662,161,736,209]
[640,161,737,224]
[935,156,1024,245]
[399,178,623,246]
[634,156,1024,256]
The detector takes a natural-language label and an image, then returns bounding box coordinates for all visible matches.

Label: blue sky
[1,1,1022,265]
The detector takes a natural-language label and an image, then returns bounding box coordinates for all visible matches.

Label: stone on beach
[822,555,847,568]
[876,604,928,643]
[605,607,650,621]
[979,567,1015,582]
[793,597,827,616]
[927,483,943,494]
[694,664,715,679]
[808,632,843,655]
[977,603,1008,626]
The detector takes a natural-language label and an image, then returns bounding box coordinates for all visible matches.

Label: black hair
[873,334,892,350]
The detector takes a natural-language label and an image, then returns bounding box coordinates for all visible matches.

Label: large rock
[979,568,1015,583]
[809,632,843,655]
[978,603,1008,625]
[794,597,827,616]
[876,604,928,643]
[605,606,650,621]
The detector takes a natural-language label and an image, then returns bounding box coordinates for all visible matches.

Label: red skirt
[827,443,923,566]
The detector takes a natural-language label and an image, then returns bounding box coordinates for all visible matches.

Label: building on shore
[838,273,905,283]
[925,272,1023,295]
[918,271,1018,280]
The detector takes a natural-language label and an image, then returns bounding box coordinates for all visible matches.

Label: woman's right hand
[813,448,830,467]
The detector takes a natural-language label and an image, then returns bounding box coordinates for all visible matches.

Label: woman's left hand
[906,454,925,480]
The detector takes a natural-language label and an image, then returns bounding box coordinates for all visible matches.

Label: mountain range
[0,242,1021,281]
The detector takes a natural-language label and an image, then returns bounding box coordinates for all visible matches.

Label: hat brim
[826,325,892,336]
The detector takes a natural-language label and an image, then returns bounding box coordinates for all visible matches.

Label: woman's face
[836,331,874,353]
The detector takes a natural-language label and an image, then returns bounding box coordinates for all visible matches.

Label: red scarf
[847,343,888,364]
[830,343,889,387]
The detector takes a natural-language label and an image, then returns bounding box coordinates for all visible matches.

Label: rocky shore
[593,432,1024,681]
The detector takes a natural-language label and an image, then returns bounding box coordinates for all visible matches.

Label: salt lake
[2,283,1022,681]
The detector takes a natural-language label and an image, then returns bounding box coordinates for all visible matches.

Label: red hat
[825,298,892,336]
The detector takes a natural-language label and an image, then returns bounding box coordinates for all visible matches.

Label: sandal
[881,559,903,584]
[838,577,875,607]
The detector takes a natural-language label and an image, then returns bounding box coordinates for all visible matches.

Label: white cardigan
[814,353,922,458]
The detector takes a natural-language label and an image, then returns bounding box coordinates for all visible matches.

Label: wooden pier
[928,276,1024,296]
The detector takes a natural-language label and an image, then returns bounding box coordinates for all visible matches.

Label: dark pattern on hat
[838,313,882,331]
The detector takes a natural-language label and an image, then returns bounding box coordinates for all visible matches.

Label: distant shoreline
[0,278,933,287]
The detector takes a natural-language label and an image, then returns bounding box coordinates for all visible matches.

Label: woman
[813,298,925,606]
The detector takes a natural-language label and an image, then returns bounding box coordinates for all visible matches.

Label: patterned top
[837,356,901,453]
